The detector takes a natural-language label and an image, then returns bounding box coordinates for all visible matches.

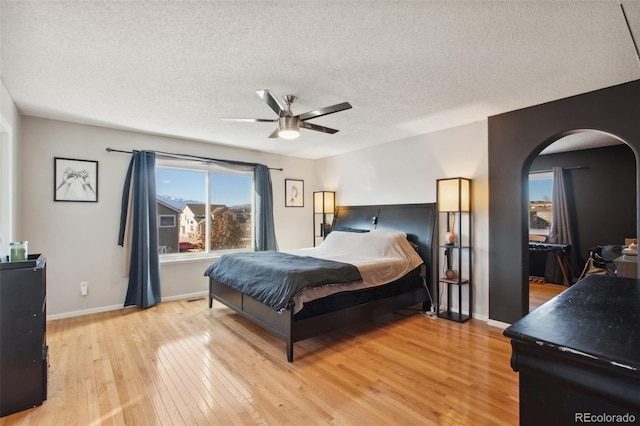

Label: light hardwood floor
[529,281,567,311]
[0,298,519,425]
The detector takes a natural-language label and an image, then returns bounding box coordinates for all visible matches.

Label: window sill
[159,248,251,265]
[160,254,220,265]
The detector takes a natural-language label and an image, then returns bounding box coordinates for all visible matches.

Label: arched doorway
[524,131,636,311]
[488,79,640,324]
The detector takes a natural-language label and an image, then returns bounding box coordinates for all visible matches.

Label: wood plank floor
[0,299,519,425]
[529,281,567,311]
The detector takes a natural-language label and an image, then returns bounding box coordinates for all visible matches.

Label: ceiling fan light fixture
[278,116,300,139]
[225,90,351,138]
[279,129,300,139]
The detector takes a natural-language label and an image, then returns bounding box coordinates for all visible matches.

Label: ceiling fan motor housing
[278,116,300,139]
[223,90,351,138]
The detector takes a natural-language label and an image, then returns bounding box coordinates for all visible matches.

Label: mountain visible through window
[156,166,253,256]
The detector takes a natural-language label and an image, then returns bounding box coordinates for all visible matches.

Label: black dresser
[0,255,47,417]
[504,274,640,425]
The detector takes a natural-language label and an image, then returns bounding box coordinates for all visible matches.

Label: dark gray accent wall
[531,144,636,268]
[488,79,640,324]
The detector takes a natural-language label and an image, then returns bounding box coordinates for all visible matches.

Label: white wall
[316,121,490,320]
[1,79,21,249]
[18,114,489,319]
[20,117,317,318]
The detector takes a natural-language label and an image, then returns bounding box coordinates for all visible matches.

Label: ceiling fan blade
[221,117,278,123]
[268,128,280,138]
[297,102,352,121]
[257,90,285,117]
[300,121,339,134]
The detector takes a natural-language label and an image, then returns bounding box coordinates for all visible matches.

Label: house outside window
[156,161,253,257]
[157,200,181,253]
[529,171,553,236]
[159,215,176,227]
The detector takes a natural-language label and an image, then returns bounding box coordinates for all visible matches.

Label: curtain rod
[105,148,283,171]
[529,166,588,174]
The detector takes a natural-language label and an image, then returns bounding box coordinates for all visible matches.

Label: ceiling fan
[222,90,352,139]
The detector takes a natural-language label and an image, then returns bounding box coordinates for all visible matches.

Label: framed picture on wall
[54,157,99,202]
[285,179,304,207]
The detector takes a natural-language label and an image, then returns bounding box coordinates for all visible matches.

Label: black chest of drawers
[0,255,47,417]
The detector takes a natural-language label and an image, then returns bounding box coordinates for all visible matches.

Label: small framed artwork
[54,157,99,202]
[285,179,304,207]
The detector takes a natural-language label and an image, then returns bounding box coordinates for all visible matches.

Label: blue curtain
[254,164,278,251]
[118,150,162,308]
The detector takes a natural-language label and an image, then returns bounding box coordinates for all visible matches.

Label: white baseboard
[163,291,208,302]
[47,292,509,330]
[487,319,511,329]
[473,313,488,322]
[46,291,209,321]
[47,303,125,321]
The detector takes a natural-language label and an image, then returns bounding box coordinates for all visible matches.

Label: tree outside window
[156,163,253,256]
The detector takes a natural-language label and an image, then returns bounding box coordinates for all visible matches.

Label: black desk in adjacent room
[504,275,640,425]
[528,242,573,285]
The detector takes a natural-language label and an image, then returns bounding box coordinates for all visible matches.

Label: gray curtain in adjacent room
[547,166,576,284]
[118,150,162,308]
[549,167,573,245]
[254,164,278,251]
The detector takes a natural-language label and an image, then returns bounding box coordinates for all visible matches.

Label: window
[158,215,176,227]
[156,161,253,257]
[529,171,553,236]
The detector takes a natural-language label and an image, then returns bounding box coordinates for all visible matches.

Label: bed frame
[208,203,437,362]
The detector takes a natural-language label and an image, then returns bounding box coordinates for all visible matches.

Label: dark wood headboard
[332,203,437,280]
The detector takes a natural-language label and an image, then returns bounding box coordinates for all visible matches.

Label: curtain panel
[547,166,577,283]
[115,149,278,308]
[549,167,573,246]
[254,164,278,251]
[118,150,162,308]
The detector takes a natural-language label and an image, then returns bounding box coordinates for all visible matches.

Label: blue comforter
[204,251,362,311]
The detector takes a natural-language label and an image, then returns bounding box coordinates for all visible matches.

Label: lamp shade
[314,191,335,214]
[437,178,471,212]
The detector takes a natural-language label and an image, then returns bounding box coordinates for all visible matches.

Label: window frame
[158,214,177,228]
[528,171,553,237]
[156,159,255,261]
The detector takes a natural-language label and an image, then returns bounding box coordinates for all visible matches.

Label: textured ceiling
[1,1,639,159]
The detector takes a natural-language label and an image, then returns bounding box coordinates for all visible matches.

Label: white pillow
[319,230,421,261]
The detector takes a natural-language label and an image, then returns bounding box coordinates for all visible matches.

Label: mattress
[284,230,424,313]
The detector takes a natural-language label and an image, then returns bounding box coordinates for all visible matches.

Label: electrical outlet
[80,281,88,296]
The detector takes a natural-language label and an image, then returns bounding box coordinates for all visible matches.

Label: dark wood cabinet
[0,255,47,417]
[504,275,640,425]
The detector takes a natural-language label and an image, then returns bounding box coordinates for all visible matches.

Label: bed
[205,203,436,362]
